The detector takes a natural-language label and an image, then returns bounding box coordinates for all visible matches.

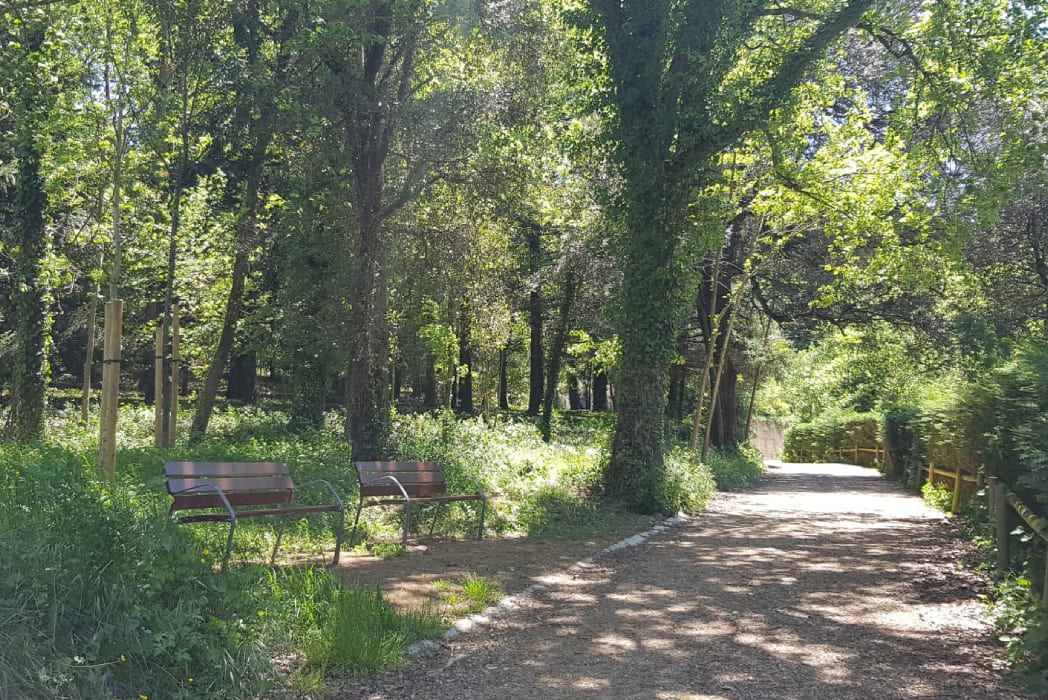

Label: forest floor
[328,462,1034,700]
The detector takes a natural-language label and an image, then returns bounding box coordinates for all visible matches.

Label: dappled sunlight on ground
[332,462,1024,700]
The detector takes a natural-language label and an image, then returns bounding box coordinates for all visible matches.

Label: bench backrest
[165,461,295,511]
[355,461,447,498]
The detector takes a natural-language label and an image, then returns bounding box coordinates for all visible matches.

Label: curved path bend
[332,462,1030,700]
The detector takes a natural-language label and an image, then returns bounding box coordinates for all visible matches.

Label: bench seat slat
[171,490,294,511]
[165,461,290,477]
[359,483,449,498]
[167,476,295,495]
[362,494,484,507]
[358,472,446,485]
[178,504,341,523]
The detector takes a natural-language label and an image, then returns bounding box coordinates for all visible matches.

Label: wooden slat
[357,471,446,485]
[360,482,448,498]
[178,503,341,523]
[355,461,441,472]
[167,476,294,495]
[171,490,293,511]
[165,461,290,478]
[362,494,483,508]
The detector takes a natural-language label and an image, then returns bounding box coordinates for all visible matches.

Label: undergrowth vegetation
[0,404,762,698]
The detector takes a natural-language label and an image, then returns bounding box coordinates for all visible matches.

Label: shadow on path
[332,462,1030,700]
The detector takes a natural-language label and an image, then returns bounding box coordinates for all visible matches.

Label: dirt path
[330,462,1031,699]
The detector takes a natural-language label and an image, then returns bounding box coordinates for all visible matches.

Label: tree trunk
[604,191,686,511]
[709,356,739,448]
[498,347,509,410]
[526,224,544,415]
[10,80,49,442]
[226,351,256,402]
[345,199,392,460]
[527,288,544,416]
[456,303,474,415]
[191,136,266,435]
[422,358,437,409]
[592,369,608,411]
[567,371,582,410]
[540,269,577,441]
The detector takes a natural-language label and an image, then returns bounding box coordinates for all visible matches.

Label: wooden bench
[165,461,346,566]
[349,461,486,547]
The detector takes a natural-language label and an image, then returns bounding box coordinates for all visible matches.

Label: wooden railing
[921,463,980,513]
[988,477,1048,602]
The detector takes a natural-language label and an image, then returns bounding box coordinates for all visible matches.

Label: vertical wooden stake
[951,469,962,513]
[154,322,164,447]
[168,303,180,446]
[98,299,122,481]
[1042,547,1048,604]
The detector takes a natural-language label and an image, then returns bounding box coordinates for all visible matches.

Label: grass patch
[300,582,442,677]
[432,574,505,616]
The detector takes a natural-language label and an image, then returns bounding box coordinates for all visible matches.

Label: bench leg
[332,505,345,566]
[428,503,445,538]
[348,499,365,550]
[272,519,287,565]
[223,515,237,570]
[402,500,411,546]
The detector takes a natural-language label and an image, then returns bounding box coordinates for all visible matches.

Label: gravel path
[331,462,1031,699]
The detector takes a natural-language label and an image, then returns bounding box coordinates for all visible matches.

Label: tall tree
[589,0,877,510]
[2,8,57,440]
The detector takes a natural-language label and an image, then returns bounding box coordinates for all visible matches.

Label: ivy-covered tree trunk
[9,24,50,442]
[592,0,874,512]
[346,203,392,461]
[604,191,686,509]
[10,110,49,442]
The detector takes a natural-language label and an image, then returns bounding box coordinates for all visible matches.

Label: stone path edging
[407,512,689,656]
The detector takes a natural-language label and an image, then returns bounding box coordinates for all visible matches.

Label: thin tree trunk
[541,269,577,441]
[497,348,509,410]
[191,137,265,435]
[81,281,99,422]
[690,248,723,454]
[592,369,608,411]
[456,302,474,415]
[526,224,544,415]
[702,283,743,461]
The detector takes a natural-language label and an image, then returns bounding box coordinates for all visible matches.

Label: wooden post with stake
[98,299,123,480]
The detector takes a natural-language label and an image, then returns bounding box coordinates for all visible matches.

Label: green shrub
[706,445,766,491]
[661,448,717,513]
[884,405,924,482]
[973,341,1048,509]
[783,410,884,466]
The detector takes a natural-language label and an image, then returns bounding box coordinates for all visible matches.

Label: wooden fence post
[154,322,164,447]
[98,299,123,480]
[951,469,962,513]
